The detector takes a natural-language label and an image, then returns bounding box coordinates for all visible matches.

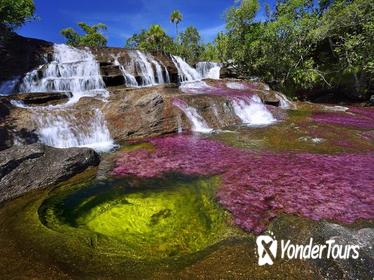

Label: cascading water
[173,98,212,133]
[127,51,168,87]
[112,55,138,87]
[171,56,201,82]
[148,56,165,84]
[275,92,294,109]
[196,62,221,80]
[232,95,276,126]
[13,44,115,152]
[0,77,20,96]
[34,108,114,152]
[20,44,108,104]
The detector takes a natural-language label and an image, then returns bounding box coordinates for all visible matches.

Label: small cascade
[171,56,201,83]
[232,95,276,126]
[196,62,221,80]
[148,56,165,84]
[112,55,138,87]
[0,77,20,96]
[20,44,108,104]
[127,51,168,87]
[33,108,114,152]
[173,98,212,133]
[275,92,294,109]
[132,50,156,86]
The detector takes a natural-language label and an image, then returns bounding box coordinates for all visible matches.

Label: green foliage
[223,0,374,97]
[61,22,107,47]
[177,26,202,64]
[125,24,176,53]
[0,0,35,29]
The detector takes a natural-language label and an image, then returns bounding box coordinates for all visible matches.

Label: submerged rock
[0,144,100,203]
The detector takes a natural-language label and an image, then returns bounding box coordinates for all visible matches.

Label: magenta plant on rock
[112,135,374,234]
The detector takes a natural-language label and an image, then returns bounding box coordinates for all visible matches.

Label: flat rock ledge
[0,144,100,203]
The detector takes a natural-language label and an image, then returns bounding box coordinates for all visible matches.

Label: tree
[170,10,183,37]
[125,25,176,53]
[178,26,202,64]
[0,0,35,30]
[61,22,107,47]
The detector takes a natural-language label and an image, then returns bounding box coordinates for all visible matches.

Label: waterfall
[127,51,168,87]
[148,56,165,84]
[275,92,294,109]
[232,95,276,126]
[0,77,20,96]
[20,44,108,104]
[173,98,212,133]
[132,50,156,86]
[196,62,221,80]
[34,108,114,152]
[112,55,138,87]
[171,56,201,83]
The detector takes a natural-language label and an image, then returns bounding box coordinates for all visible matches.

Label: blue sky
[18,0,270,47]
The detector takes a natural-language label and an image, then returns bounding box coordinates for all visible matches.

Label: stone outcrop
[0,31,52,85]
[102,86,179,140]
[0,144,100,203]
[90,48,179,87]
[10,92,72,106]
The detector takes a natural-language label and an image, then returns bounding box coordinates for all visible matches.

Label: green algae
[38,175,241,260]
[212,108,374,154]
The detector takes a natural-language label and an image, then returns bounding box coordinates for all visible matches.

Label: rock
[0,128,12,151]
[11,92,72,106]
[0,31,52,85]
[220,64,239,79]
[100,64,126,87]
[135,92,164,109]
[0,144,100,203]
[0,99,11,119]
[312,222,374,280]
[369,95,374,106]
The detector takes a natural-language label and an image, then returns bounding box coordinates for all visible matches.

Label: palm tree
[170,10,183,37]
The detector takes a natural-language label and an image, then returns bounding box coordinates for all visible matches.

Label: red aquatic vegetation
[313,107,374,129]
[112,135,374,234]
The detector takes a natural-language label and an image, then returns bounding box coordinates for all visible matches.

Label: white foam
[232,95,276,126]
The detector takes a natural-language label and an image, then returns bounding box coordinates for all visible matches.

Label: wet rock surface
[0,144,100,203]
[311,222,374,280]
[10,92,72,106]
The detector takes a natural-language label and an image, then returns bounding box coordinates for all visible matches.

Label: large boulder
[220,64,240,79]
[0,31,52,85]
[0,144,100,203]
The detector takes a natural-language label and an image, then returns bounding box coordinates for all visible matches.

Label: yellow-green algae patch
[39,175,243,260]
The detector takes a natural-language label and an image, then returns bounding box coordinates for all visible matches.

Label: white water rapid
[112,55,138,87]
[34,108,114,152]
[14,44,114,152]
[171,56,202,82]
[173,99,213,133]
[232,95,276,126]
[20,44,108,104]
[196,62,221,80]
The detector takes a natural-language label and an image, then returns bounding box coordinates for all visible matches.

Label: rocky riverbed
[0,34,373,280]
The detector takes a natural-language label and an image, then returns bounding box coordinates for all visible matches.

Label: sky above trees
[17,0,269,46]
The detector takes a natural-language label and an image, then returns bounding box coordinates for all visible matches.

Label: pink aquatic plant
[313,107,374,129]
[112,135,374,234]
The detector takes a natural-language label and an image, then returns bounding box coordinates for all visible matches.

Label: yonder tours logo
[256,232,360,266]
